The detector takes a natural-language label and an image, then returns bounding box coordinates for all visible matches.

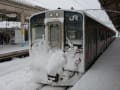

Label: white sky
[13,0,117,31]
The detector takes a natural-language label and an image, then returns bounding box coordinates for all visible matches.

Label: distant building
[0,0,46,45]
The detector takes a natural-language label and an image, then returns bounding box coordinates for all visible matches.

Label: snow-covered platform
[0,57,33,90]
[72,38,120,90]
[0,45,29,60]
[0,45,29,54]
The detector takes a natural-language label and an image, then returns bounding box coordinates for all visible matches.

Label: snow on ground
[0,40,68,90]
[71,38,120,90]
[30,40,68,83]
[0,67,31,90]
[0,57,40,90]
[1,38,120,90]
[0,45,29,54]
[0,57,30,76]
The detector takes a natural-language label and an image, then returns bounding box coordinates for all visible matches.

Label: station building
[0,0,45,46]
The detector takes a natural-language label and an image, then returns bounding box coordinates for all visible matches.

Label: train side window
[32,25,45,41]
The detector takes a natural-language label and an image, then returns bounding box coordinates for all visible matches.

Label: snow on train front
[29,10,84,86]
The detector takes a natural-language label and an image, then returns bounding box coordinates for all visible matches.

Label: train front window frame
[31,24,45,41]
[49,24,60,42]
[47,22,62,49]
[30,13,45,44]
[64,11,83,48]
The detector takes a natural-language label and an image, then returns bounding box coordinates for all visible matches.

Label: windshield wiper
[66,37,73,48]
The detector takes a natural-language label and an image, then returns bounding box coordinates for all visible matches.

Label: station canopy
[12,0,117,32]
[99,0,120,32]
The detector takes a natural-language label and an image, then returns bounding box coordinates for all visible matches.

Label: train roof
[83,11,115,32]
[30,9,115,33]
[30,9,83,19]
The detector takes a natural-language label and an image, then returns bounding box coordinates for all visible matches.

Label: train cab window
[32,25,44,41]
[64,11,83,49]
[30,13,45,43]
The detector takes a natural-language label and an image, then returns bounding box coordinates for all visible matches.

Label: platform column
[21,13,25,46]
[118,32,120,37]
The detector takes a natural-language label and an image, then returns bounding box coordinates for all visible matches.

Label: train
[29,9,115,86]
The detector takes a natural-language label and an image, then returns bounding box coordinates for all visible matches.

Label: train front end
[30,10,84,86]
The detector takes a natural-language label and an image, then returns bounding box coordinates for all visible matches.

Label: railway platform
[72,38,120,90]
[0,45,29,61]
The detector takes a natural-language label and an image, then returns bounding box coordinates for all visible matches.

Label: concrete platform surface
[72,38,120,90]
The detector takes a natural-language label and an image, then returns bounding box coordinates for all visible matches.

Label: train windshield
[31,25,44,41]
[30,13,45,44]
[48,22,62,49]
[64,11,83,48]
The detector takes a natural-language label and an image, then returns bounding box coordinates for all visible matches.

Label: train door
[47,22,62,49]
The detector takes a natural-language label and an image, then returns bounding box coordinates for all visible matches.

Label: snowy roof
[8,0,46,10]
[10,0,36,7]
[9,0,117,32]
[22,0,117,31]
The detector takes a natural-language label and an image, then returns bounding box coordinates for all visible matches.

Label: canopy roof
[99,0,120,31]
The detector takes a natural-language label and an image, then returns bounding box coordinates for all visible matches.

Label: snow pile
[24,82,43,90]
[0,67,35,90]
[0,57,41,90]
[64,48,78,71]
[47,50,67,76]
[30,40,50,70]
[30,39,67,82]
[30,40,51,82]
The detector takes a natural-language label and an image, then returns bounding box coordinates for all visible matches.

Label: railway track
[0,49,29,62]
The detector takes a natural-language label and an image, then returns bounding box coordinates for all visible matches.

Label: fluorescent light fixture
[6,13,17,18]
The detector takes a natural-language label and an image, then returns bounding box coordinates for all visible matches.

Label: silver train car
[29,10,115,86]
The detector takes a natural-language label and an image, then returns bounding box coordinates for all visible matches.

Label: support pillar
[118,32,120,37]
[21,13,25,46]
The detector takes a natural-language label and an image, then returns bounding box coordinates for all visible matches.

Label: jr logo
[69,15,79,21]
